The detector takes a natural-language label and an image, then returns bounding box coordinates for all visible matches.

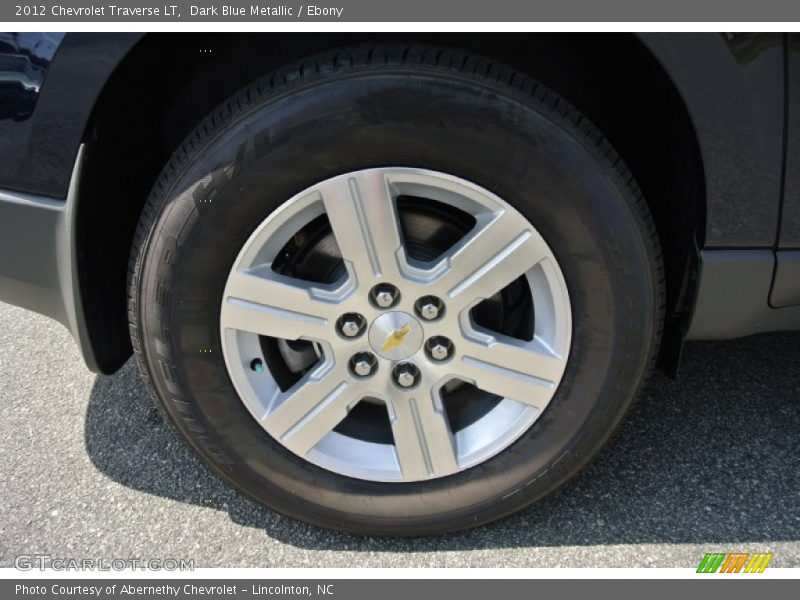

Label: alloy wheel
[220,168,571,482]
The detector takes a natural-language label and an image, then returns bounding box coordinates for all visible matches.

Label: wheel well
[77,33,704,374]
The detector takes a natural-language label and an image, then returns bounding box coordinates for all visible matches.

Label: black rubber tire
[129,44,664,536]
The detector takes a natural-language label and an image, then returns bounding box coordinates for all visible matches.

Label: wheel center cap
[369,312,424,361]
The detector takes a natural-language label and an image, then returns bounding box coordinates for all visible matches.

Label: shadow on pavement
[85,332,800,550]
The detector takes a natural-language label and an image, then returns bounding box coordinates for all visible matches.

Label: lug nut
[337,313,366,338]
[425,336,454,362]
[349,352,377,378]
[393,362,420,389]
[375,291,394,307]
[415,295,445,321]
[420,303,439,320]
[370,283,400,309]
[353,359,374,377]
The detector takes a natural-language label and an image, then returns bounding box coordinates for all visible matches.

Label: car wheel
[129,44,664,535]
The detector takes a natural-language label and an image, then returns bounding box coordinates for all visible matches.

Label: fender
[0,33,785,249]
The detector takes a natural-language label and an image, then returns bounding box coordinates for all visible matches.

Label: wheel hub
[368,311,424,361]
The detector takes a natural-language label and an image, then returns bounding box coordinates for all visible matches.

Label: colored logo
[381,323,412,353]
[696,552,773,573]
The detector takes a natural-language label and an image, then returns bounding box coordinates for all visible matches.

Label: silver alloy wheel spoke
[262,369,355,456]
[319,170,406,283]
[433,213,551,310]
[389,395,458,480]
[221,168,572,482]
[456,354,557,410]
[221,266,337,341]
[459,335,566,389]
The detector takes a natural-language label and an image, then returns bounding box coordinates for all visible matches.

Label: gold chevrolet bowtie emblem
[381,324,412,353]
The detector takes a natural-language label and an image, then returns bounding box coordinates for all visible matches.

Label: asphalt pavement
[1,301,798,568]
